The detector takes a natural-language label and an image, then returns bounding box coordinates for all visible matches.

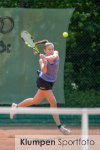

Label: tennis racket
[20,30,40,55]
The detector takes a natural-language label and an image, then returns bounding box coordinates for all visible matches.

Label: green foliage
[65,90,100,107]
[64,1,100,107]
[66,1,100,92]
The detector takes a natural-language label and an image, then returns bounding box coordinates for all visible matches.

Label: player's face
[44,45,54,56]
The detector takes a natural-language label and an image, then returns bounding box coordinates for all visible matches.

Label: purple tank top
[39,59,59,82]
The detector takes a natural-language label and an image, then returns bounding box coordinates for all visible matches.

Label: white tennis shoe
[59,125,70,135]
[10,103,17,119]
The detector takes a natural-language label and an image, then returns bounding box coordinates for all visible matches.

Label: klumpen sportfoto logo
[15,135,99,150]
[19,137,95,146]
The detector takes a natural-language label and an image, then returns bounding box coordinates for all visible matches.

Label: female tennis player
[10,41,70,135]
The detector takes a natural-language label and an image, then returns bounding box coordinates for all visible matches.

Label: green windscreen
[0,8,74,105]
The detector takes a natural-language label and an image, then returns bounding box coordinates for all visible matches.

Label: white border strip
[0,107,100,115]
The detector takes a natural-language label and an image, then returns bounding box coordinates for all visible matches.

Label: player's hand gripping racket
[20,30,40,55]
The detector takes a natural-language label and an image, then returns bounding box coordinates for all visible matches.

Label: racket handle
[33,49,40,55]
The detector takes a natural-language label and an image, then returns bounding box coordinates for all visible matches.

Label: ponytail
[35,39,49,45]
[35,39,54,49]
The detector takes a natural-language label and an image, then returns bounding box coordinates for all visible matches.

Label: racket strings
[21,31,40,54]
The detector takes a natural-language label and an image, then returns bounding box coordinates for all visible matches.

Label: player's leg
[44,90,61,125]
[44,90,70,135]
[17,89,44,107]
[10,89,45,119]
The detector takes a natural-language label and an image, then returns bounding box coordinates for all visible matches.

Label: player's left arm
[39,58,47,74]
[45,51,59,64]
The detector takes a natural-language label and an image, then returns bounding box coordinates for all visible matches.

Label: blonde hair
[44,42,54,49]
